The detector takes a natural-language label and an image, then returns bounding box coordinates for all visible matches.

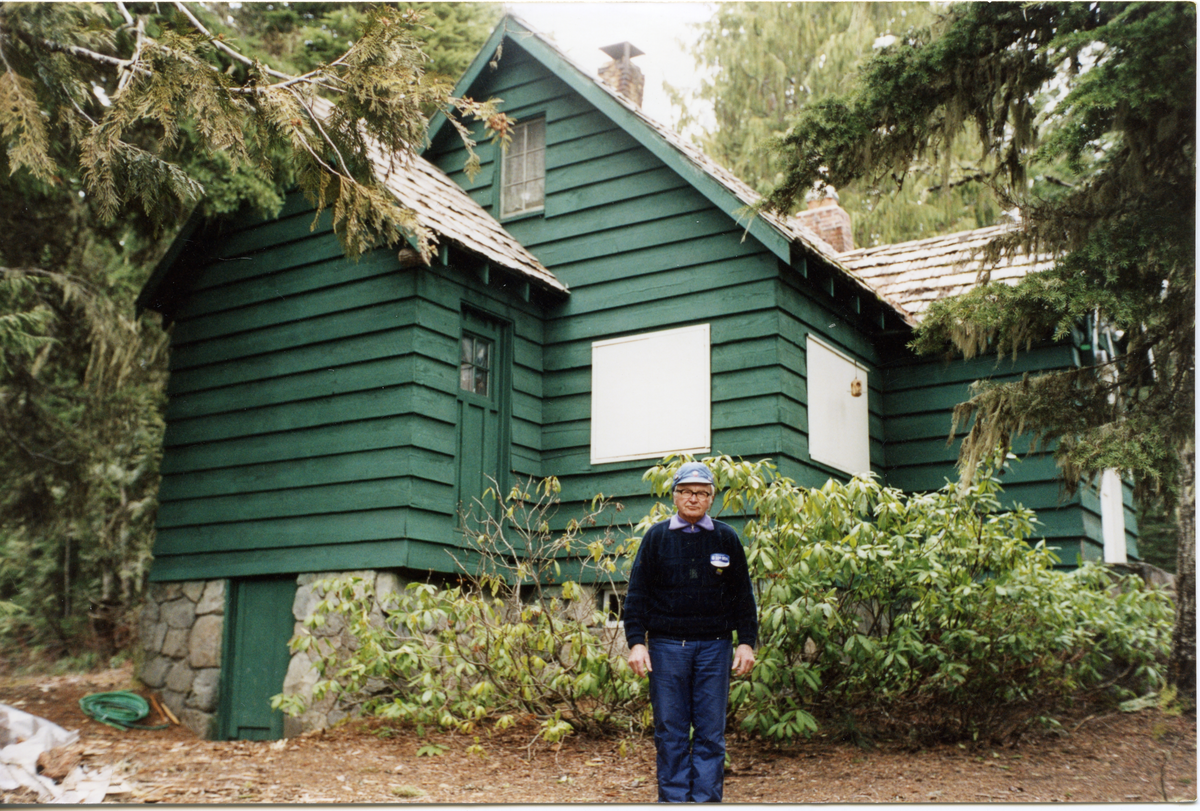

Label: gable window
[460,333,493,396]
[590,324,711,464]
[500,117,546,218]
[806,335,871,476]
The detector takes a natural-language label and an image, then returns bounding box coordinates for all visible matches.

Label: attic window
[500,117,545,218]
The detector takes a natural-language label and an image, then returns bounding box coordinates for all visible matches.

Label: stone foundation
[137,580,225,738]
[138,570,623,740]
[281,570,407,737]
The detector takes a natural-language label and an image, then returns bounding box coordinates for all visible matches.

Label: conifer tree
[670,2,1002,246]
[0,1,502,658]
[0,2,507,259]
[759,2,1195,693]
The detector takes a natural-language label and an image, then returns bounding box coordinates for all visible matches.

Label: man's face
[673,484,714,524]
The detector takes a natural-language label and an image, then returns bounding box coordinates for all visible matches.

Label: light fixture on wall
[850,363,863,397]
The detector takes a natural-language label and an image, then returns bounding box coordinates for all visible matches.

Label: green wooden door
[219,575,295,740]
[455,310,509,517]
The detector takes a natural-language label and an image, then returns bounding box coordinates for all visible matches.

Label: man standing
[624,461,758,803]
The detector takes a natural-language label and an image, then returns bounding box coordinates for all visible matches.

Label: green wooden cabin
[135,15,1139,740]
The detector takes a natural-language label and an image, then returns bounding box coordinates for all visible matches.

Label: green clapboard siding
[433,37,873,517]
[150,191,549,582]
[881,345,1117,559]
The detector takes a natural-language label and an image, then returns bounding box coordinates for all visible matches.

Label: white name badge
[710,553,730,568]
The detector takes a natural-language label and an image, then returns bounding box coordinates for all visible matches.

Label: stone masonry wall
[281,570,406,737]
[137,580,225,739]
[138,571,624,740]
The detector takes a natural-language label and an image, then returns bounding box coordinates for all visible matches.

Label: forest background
[0,1,1185,675]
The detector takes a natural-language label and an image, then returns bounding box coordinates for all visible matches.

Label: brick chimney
[599,42,645,107]
[795,187,854,253]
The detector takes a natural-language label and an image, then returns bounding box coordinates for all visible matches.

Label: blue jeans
[647,637,732,803]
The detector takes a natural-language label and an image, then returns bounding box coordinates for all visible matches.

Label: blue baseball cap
[672,462,714,488]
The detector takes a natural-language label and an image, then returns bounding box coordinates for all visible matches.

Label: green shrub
[642,454,1174,744]
[273,478,646,742]
[279,458,1172,747]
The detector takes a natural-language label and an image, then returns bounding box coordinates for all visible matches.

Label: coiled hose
[78,691,169,731]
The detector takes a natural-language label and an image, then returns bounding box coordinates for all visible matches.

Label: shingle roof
[312,97,566,295]
[496,20,1066,326]
[840,224,1054,320]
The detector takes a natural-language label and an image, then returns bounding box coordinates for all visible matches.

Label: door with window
[455,310,510,519]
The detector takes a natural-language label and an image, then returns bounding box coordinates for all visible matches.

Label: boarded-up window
[807,335,870,475]
[500,117,545,218]
[590,324,711,464]
[1100,469,1128,563]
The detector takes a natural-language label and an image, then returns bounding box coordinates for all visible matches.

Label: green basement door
[456,309,510,515]
[219,575,296,740]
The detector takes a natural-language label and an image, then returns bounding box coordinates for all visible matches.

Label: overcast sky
[503,2,715,127]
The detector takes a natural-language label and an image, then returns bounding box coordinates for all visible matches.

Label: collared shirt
[669,513,715,534]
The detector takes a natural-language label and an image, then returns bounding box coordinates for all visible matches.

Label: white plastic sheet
[0,703,82,802]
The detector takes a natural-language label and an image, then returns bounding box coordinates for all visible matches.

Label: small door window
[460,333,492,397]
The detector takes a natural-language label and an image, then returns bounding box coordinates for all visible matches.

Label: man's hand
[628,643,652,677]
[732,644,755,676]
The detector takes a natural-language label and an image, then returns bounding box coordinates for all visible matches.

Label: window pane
[526,117,545,143]
[474,341,490,369]
[474,367,489,396]
[503,185,522,216]
[501,118,545,218]
[460,337,472,365]
[460,363,474,392]
[508,156,525,185]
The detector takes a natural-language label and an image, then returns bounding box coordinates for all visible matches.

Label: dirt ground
[0,665,1195,804]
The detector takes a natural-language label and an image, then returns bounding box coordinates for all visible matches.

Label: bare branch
[116,15,146,95]
[170,1,292,82]
[113,1,135,28]
[35,36,141,73]
[288,88,352,177]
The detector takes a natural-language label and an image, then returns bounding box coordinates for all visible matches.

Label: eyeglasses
[674,488,712,501]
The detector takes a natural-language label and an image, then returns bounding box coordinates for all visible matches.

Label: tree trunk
[1167,442,1196,697]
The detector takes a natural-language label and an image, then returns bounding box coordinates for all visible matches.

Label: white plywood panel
[590,324,710,464]
[1100,469,1128,563]
[807,335,871,476]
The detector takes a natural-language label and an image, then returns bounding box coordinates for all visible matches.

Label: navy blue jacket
[623,517,758,649]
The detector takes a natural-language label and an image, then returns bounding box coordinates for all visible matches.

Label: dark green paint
[218,575,295,741]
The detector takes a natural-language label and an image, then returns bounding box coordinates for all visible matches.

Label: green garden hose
[78,691,169,731]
